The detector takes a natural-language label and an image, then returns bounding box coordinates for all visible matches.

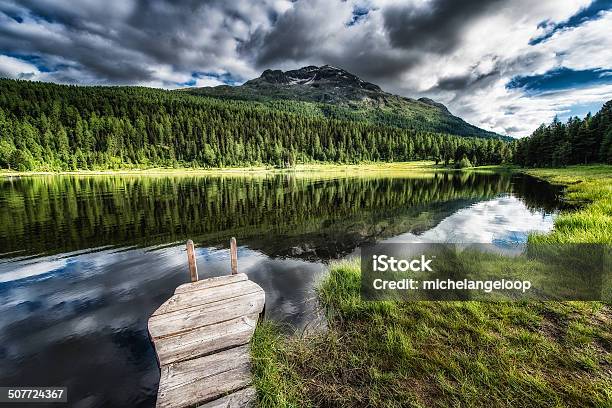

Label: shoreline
[0,161,517,177]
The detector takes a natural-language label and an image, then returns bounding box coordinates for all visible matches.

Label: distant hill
[185,65,507,140]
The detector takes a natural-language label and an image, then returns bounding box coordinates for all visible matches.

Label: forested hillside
[186,65,505,139]
[514,100,612,166]
[0,79,512,171]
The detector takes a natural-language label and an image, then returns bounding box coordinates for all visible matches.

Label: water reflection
[1,172,549,259]
[0,171,561,407]
[387,195,556,244]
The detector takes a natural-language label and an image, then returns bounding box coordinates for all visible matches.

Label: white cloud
[1,0,611,136]
[386,195,555,243]
[445,10,612,136]
[192,76,227,88]
[378,2,612,136]
[539,11,612,71]
[0,54,40,79]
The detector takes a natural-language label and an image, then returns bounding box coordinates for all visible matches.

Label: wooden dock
[148,239,265,408]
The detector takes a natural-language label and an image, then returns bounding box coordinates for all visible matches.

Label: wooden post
[230,237,238,275]
[186,239,198,282]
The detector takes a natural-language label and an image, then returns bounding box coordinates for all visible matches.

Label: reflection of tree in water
[0,172,561,259]
[510,174,565,213]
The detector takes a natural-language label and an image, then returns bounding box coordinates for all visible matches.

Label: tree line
[513,100,612,167]
[0,79,512,171]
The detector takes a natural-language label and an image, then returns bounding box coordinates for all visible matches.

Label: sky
[0,0,611,137]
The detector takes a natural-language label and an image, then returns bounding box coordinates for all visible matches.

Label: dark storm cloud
[383,0,504,53]
[244,0,419,85]
[436,74,478,91]
[324,49,419,81]
[423,50,549,96]
[247,0,511,89]
[0,13,156,82]
[245,1,331,67]
[419,68,492,97]
[0,0,282,84]
[431,68,504,94]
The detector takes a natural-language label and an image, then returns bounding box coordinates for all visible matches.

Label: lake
[0,171,561,407]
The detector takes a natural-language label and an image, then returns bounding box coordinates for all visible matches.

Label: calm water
[0,172,561,407]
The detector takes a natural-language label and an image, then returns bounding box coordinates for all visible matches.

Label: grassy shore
[0,161,448,177]
[523,165,612,244]
[251,164,612,408]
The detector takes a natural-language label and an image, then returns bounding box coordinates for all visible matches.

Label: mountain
[185,65,506,139]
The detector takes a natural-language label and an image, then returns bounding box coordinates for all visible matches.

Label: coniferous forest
[514,100,612,167]
[1,79,610,171]
[0,79,512,171]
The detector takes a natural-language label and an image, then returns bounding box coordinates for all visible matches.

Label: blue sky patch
[176,71,240,87]
[192,71,240,85]
[558,100,605,122]
[530,0,612,45]
[2,52,54,72]
[347,6,370,26]
[5,13,23,23]
[506,67,612,94]
[177,78,197,87]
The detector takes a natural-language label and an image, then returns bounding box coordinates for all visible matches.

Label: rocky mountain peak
[418,97,450,114]
[245,65,382,92]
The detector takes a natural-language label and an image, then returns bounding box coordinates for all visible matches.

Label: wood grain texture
[149,275,265,408]
[156,345,252,408]
[154,313,259,365]
[186,240,198,282]
[148,291,265,339]
[230,237,238,275]
[153,280,262,316]
[174,274,248,294]
[196,387,256,408]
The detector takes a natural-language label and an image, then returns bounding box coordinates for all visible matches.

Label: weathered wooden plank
[153,280,263,316]
[148,291,265,339]
[230,237,238,275]
[174,273,248,294]
[154,313,259,365]
[156,345,251,408]
[196,387,256,408]
[158,345,249,394]
[158,365,251,408]
[186,240,198,282]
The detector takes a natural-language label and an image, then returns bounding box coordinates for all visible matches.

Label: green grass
[524,165,612,244]
[251,164,612,407]
[0,161,444,177]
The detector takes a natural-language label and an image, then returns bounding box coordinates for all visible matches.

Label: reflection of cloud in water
[0,258,68,283]
[0,245,192,407]
[192,246,327,329]
[242,254,326,329]
[0,243,326,407]
[0,193,555,407]
[386,196,555,244]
